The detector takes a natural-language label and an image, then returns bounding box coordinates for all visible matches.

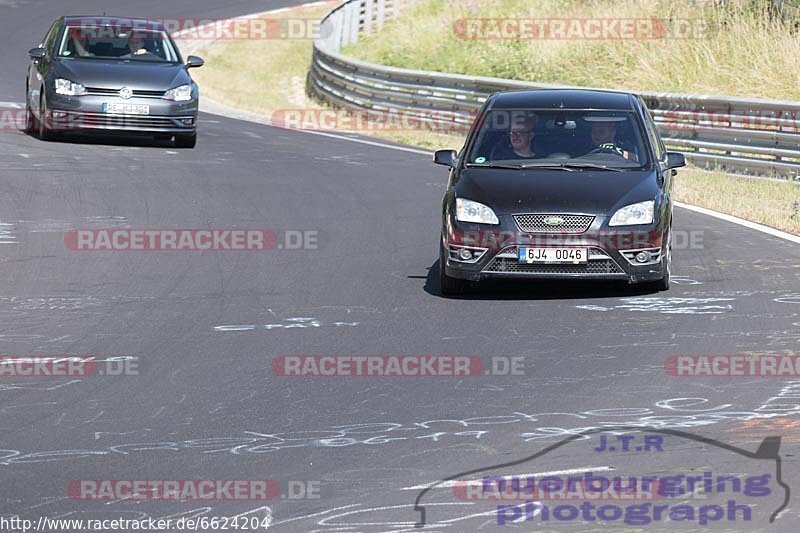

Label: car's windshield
[57,25,180,62]
[467,108,650,169]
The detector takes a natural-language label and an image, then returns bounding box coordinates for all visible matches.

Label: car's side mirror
[29,47,46,59]
[433,149,457,166]
[186,55,204,68]
[666,151,686,169]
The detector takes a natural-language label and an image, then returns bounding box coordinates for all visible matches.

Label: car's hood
[53,59,189,90]
[454,167,659,215]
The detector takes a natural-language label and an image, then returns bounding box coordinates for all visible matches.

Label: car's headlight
[456,198,499,225]
[163,84,193,102]
[609,200,655,226]
[54,79,87,96]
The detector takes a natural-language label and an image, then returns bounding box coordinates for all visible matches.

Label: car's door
[643,109,669,187]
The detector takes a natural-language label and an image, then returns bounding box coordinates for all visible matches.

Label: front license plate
[518,247,588,264]
[102,103,150,115]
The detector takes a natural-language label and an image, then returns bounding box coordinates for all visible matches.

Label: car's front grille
[513,214,595,233]
[86,88,166,98]
[133,90,167,98]
[62,112,190,130]
[483,247,625,275]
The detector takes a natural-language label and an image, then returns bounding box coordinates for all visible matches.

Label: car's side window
[644,112,665,162]
[39,21,57,47]
[44,21,63,56]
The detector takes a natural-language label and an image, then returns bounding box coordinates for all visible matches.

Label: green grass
[183,4,334,113]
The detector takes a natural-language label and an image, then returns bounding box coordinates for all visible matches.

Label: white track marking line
[294,128,432,155]
[675,201,800,244]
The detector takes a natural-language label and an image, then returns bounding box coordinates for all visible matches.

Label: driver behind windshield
[123,32,158,59]
[587,120,637,161]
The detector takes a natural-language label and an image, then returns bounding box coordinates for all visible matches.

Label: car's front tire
[23,86,36,134]
[439,242,470,296]
[174,133,196,148]
[37,93,59,142]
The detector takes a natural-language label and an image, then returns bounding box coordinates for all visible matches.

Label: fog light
[53,111,68,118]
[448,244,488,263]
[635,251,650,263]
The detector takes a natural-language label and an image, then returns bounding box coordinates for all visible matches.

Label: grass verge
[177,1,800,235]
[344,0,800,100]
[675,170,800,234]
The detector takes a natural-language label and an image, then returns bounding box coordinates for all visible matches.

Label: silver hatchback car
[26,16,204,147]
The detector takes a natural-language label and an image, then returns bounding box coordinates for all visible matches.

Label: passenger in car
[67,29,92,57]
[491,116,541,160]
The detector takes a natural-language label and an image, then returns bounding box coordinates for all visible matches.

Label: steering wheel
[587,143,625,157]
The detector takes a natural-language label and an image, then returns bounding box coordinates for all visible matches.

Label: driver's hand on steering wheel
[595,143,636,161]
[598,143,624,156]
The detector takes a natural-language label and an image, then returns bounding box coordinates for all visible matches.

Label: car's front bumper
[47,93,198,134]
[442,219,667,284]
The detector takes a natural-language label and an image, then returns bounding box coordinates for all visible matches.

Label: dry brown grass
[346,0,800,100]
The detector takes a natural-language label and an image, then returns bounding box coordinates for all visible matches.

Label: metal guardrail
[308,0,800,180]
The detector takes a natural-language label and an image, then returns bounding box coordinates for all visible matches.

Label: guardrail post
[377,0,386,31]
[331,8,345,50]
[364,0,374,35]
[340,2,353,46]
[350,1,362,44]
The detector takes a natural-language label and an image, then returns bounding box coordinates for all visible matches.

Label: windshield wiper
[513,162,576,171]
[465,163,524,170]
[560,162,624,172]
[518,161,623,172]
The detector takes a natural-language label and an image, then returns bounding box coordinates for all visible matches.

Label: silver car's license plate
[102,103,150,115]
[518,247,588,264]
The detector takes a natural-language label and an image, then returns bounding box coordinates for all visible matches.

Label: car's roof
[488,89,637,111]
[62,16,166,30]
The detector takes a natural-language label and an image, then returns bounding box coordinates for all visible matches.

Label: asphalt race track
[1,0,800,531]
